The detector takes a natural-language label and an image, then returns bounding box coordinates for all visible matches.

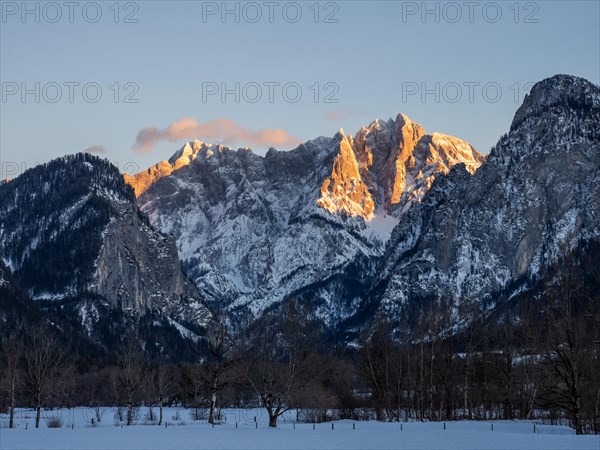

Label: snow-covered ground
[1,408,598,450]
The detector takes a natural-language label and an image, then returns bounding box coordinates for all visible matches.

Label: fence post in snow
[400,423,403,431]
[491,423,494,431]
[444,422,446,430]
[332,423,334,430]
[353,423,355,430]
[534,424,536,434]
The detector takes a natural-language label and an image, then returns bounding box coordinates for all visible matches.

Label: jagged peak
[168,141,196,166]
[357,113,420,139]
[395,112,412,126]
[333,128,349,142]
[167,139,244,165]
[359,117,389,134]
[315,111,484,221]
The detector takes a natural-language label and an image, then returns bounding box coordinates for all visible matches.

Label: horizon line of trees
[1,255,599,434]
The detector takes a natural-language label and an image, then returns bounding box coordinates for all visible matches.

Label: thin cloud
[132,117,302,153]
[326,107,367,122]
[83,145,106,154]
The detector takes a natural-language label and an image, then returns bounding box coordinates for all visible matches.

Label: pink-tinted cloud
[326,107,367,122]
[84,145,106,154]
[132,117,302,153]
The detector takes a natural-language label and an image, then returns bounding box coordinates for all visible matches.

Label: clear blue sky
[1,0,599,178]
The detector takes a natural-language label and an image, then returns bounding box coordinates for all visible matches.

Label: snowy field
[1,408,599,450]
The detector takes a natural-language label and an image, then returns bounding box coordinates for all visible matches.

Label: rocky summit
[127,114,484,330]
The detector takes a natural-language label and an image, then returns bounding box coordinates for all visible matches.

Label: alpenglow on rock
[372,75,600,324]
[317,114,484,218]
[126,114,483,328]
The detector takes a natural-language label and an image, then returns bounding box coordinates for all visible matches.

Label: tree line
[1,255,599,434]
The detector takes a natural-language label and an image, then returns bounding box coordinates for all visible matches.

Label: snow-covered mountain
[3,74,595,346]
[0,154,211,352]
[127,115,483,329]
[371,75,600,327]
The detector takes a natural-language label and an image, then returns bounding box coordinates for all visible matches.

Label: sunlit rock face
[317,114,484,219]
[127,114,482,330]
[317,132,376,219]
[125,140,203,197]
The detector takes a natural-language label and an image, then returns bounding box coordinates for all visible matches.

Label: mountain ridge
[2,74,597,343]
[126,113,484,329]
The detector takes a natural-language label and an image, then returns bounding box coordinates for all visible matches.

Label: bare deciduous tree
[117,334,150,426]
[143,359,177,426]
[536,253,593,434]
[23,326,70,428]
[358,316,398,421]
[1,333,23,429]
[156,363,177,426]
[243,303,321,427]
[201,322,236,425]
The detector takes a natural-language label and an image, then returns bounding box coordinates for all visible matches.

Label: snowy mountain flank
[126,114,483,329]
[0,74,596,346]
[126,75,599,336]
[0,154,211,352]
[372,75,600,325]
